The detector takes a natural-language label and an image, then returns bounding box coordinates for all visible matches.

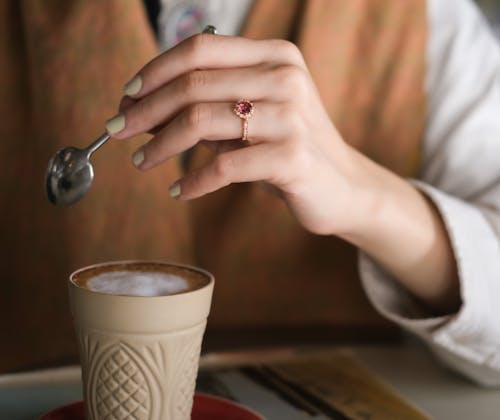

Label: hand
[107,33,460,312]
[107,33,364,236]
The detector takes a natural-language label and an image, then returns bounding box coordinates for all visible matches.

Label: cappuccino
[86,271,190,297]
[72,262,209,298]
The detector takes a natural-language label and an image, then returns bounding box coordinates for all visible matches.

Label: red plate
[40,393,264,420]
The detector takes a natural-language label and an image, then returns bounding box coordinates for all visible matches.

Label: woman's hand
[107,33,459,313]
[106,33,365,236]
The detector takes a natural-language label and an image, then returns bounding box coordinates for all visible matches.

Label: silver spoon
[45,132,110,206]
[45,25,218,206]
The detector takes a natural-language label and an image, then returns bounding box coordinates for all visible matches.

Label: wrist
[334,150,460,312]
[329,143,387,242]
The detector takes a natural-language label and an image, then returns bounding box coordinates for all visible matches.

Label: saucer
[39,392,264,420]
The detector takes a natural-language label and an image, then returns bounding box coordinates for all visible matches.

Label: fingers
[170,143,284,200]
[200,139,246,155]
[118,96,136,113]
[108,64,310,140]
[135,102,293,170]
[125,34,305,99]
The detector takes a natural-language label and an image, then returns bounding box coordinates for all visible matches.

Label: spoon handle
[86,132,111,156]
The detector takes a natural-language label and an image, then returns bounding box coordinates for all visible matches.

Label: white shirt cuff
[359,181,500,386]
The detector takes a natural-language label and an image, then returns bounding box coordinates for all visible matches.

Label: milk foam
[86,271,190,297]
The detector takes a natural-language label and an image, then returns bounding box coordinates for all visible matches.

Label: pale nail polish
[124,75,143,96]
[105,114,126,135]
[169,183,181,198]
[132,148,144,168]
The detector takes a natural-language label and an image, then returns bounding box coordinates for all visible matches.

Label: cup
[68,261,214,420]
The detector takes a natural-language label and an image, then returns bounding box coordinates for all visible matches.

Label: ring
[233,100,254,141]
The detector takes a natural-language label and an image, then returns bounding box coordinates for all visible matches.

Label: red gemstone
[236,101,252,116]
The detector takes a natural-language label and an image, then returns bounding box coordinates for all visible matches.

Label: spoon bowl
[45,132,109,206]
[46,147,94,206]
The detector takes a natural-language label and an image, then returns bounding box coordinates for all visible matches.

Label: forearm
[339,146,460,314]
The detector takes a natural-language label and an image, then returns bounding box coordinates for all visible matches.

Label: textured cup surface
[69,261,214,420]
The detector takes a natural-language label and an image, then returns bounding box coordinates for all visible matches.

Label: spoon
[45,25,218,206]
[45,132,110,206]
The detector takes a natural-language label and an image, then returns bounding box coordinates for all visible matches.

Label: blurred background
[1,2,500,419]
[0,0,499,377]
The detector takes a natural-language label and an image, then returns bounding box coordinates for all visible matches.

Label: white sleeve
[359,0,500,386]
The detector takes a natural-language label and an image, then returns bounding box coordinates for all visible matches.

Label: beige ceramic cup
[68,261,214,420]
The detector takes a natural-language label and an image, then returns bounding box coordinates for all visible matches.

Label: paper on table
[266,352,430,419]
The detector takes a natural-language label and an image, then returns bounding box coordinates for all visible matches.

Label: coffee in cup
[73,262,205,297]
[69,261,214,420]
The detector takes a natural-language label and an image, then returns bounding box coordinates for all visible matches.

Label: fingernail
[169,182,181,198]
[132,148,144,168]
[105,113,126,135]
[124,75,142,96]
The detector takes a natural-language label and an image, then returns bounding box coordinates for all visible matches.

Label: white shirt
[157,0,500,386]
[362,0,500,387]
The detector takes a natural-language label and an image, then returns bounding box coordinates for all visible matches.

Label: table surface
[0,340,499,420]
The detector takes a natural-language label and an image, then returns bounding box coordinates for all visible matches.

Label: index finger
[124,34,305,98]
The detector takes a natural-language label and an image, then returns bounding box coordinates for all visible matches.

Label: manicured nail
[132,148,144,168]
[105,113,125,135]
[124,75,142,96]
[169,182,181,198]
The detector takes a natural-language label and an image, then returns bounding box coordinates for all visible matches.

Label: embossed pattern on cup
[78,323,204,420]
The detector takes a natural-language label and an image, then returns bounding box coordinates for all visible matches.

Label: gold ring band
[242,119,249,141]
